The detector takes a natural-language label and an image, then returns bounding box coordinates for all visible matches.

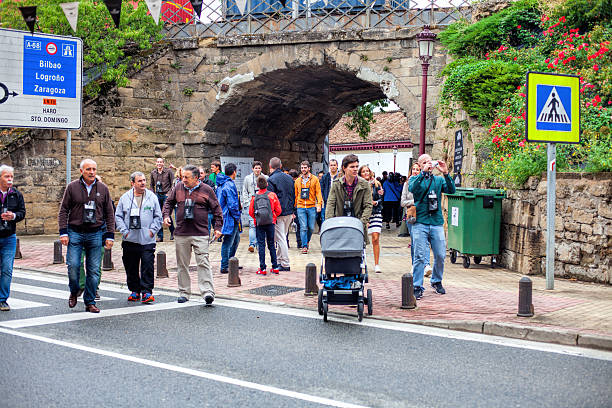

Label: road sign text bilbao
[23,36,77,98]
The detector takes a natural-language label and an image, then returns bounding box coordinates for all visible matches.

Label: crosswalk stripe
[10,283,115,301]
[5,298,49,309]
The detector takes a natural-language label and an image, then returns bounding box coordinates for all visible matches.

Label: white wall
[330,150,413,177]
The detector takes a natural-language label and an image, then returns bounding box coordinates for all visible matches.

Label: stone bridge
[5,28,449,234]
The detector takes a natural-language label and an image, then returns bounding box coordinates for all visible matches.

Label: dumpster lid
[447,187,505,199]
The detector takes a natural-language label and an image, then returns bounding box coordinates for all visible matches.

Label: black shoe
[414,287,424,300]
[278,266,291,272]
[204,294,214,305]
[170,233,174,241]
[177,296,189,303]
[220,269,229,274]
[386,223,390,230]
[431,282,446,295]
[0,301,10,311]
[95,291,100,301]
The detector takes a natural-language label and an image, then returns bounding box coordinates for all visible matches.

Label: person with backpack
[249,176,282,275]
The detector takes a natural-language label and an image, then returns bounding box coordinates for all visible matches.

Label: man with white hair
[58,159,115,313]
[0,165,26,312]
[408,154,455,300]
[115,171,162,303]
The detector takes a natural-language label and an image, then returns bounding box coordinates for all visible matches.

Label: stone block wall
[500,172,612,284]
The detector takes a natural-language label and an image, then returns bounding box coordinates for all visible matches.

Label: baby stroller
[318,216,373,322]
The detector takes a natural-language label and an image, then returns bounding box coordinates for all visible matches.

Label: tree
[344,99,389,140]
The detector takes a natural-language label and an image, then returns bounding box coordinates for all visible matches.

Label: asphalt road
[1,271,611,408]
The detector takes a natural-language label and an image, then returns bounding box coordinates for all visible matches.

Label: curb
[14,267,612,352]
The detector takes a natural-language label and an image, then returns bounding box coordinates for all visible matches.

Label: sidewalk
[13,226,612,351]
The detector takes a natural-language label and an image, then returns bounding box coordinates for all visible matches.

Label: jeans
[157,193,174,240]
[67,227,104,305]
[122,241,156,294]
[256,223,278,270]
[297,207,316,248]
[0,234,17,302]
[248,216,257,248]
[79,246,104,290]
[412,223,446,290]
[221,221,240,271]
[406,221,414,264]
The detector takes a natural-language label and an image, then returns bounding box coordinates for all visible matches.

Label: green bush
[438,0,541,57]
[552,0,612,33]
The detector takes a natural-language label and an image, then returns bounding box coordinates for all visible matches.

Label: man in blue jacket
[408,154,456,300]
[217,163,241,274]
[115,171,162,303]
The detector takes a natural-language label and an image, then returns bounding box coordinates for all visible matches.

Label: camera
[156,181,163,193]
[431,160,439,168]
[0,207,10,232]
[184,198,195,220]
[343,200,354,217]
[427,190,438,213]
[83,200,97,224]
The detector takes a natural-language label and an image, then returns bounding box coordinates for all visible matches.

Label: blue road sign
[535,84,572,132]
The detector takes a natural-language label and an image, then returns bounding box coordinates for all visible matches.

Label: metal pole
[546,143,556,290]
[66,129,71,184]
[419,63,429,155]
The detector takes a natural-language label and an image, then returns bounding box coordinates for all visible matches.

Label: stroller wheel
[317,289,324,316]
[323,301,328,322]
[357,301,364,322]
[367,289,373,316]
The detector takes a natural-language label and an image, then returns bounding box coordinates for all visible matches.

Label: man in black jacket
[267,157,295,272]
[0,165,26,311]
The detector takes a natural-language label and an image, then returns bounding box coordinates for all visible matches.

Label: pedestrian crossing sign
[526,72,580,144]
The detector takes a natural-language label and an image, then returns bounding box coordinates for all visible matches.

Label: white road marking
[4,298,49,309]
[0,301,199,329]
[11,283,115,301]
[13,269,129,293]
[0,327,368,408]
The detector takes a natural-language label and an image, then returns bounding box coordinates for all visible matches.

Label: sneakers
[220,269,229,274]
[278,266,291,272]
[374,265,381,273]
[127,292,141,302]
[204,294,214,305]
[0,301,10,311]
[414,287,424,300]
[248,246,255,253]
[431,282,446,295]
[424,264,433,278]
[301,247,308,254]
[141,293,155,303]
[256,268,267,275]
[177,296,189,303]
[270,267,279,275]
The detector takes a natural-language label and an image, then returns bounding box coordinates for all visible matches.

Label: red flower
[547,63,554,69]
[521,111,526,119]
[505,116,512,125]
[593,64,599,71]
[519,93,526,97]
[559,16,566,23]
[517,25,521,29]
[519,141,525,147]
[500,158,504,162]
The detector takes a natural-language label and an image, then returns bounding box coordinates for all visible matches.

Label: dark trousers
[122,241,156,294]
[382,201,401,224]
[157,193,174,240]
[256,223,278,270]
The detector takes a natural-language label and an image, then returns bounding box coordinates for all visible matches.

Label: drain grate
[247,285,303,296]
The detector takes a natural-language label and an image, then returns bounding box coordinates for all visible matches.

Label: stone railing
[500,172,612,284]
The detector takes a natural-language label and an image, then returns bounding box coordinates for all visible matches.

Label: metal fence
[161,0,472,39]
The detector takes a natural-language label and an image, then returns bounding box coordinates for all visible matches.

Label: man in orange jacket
[294,160,323,254]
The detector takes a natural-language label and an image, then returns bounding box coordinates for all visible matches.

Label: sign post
[526,72,580,290]
[453,129,464,187]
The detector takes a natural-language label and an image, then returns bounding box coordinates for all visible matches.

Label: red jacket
[249,189,282,226]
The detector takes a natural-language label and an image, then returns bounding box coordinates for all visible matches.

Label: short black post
[15,237,22,259]
[401,273,417,309]
[102,248,114,271]
[53,240,64,264]
[304,263,318,296]
[228,257,241,287]
[156,251,169,278]
[517,277,534,317]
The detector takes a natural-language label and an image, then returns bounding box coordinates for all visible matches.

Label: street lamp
[393,147,398,173]
[416,25,436,156]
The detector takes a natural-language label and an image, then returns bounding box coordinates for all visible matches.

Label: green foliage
[344,99,389,140]
[552,0,612,33]
[0,0,163,98]
[439,59,525,125]
[162,102,170,110]
[438,0,541,58]
[183,87,194,96]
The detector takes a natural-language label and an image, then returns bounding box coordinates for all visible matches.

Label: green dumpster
[446,188,505,268]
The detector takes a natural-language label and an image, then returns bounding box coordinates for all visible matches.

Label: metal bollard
[102,248,114,271]
[156,251,169,278]
[401,273,417,309]
[15,237,22,259]
[53,240,64,264]
[304,263,318,296]
[228,257,241,287]
[517,276,534,317]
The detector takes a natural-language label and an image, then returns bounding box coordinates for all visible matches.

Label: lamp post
[416,25,436,156]
[393,147,398,173]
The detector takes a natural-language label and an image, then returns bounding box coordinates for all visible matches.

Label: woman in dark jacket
[359,165,383,273]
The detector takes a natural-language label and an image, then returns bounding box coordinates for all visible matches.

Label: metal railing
[161,0,472,39]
